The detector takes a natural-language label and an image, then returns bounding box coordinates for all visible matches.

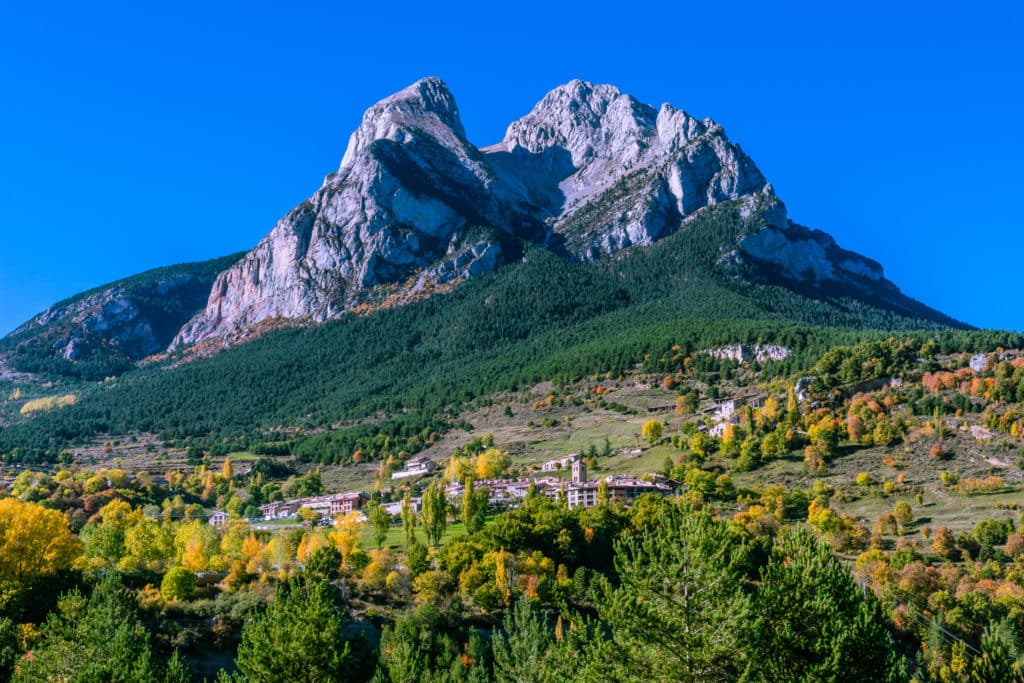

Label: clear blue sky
[1,1,1021,335]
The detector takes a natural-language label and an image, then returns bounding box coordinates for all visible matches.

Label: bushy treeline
[0,496,915,683]
[289,413,454,466]
[5,458,1024,682]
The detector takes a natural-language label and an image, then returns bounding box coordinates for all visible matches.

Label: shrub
[161,567,196,601]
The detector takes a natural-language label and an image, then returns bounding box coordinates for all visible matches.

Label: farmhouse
[207,510,229,527]
[391,456,439,479]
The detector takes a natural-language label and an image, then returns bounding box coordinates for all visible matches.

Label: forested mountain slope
[0,201,970,460]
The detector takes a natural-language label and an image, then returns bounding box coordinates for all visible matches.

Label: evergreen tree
[305,544,343,581]
[234,578,372,682]
[970,619,1024,682]
[377,604,485,682]
[493,597,557,683]
[591,501,750,682]
[12,574,163,683]
[745,527,905,682]
[0,618,18,682]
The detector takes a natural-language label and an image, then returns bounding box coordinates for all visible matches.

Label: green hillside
[0,202,986,461]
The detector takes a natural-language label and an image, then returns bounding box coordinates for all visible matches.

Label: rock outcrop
[1,254,239,376]
[172,78,544,347]
[161,77,940,349]
[485,79,769,257]
[704,345,791,364]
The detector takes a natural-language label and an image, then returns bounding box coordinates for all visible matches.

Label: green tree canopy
[589,501,751,682]
[234,578,372,683]
[745,527,905,682]
[12,574,178,683]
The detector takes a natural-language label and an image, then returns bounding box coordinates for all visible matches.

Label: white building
[442,459,671,512]
[391,456,439,479]
[257,491,369,521]
[540,454,579,472]
[208,510,229,527]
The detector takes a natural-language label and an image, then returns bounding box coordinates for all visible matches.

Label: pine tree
[592,501,750,682]
[745,527,905,682]
[493,597,555,683]
[0,618,18,682]
[970,619,1024,682]
[235,579,372,682]
[13,574,160,682]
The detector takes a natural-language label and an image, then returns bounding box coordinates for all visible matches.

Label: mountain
[0,254,242,380]
[170,77,950,349]
[0,77,968,453]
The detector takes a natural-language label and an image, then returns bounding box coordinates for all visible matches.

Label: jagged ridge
[0,254,242,380]
[169,77,926,349]
[2,78,955,358]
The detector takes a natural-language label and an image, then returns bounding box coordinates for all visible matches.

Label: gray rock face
[486,79,769,258]
[7,272,219,364]
[172,77,917,349]
[704,344,791,363]
[0,254,239,379]
[970,354,988,373]
[173,78,544,348]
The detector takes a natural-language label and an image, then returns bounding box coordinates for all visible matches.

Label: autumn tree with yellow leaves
[0,499,80,583]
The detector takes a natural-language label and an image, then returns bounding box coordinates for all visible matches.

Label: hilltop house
[392,456,439,479]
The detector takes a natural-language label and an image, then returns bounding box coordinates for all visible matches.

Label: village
[228,453,676,528]
[192,373,780,530]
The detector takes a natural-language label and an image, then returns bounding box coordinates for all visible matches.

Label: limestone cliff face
[485,79,769,258]
[173,78,542,348]
[170,77,919,349]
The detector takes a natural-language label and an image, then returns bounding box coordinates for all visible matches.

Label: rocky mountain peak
[340,76,467,170]
[485,79,769,257]
[166,77,933,351]
[499,80,627,164]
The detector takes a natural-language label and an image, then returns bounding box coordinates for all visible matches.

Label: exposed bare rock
[1,255,238,378]
[173,78,541,348]
[167,77,939,350]
[704,344,791,363]
[485,79,769,258]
